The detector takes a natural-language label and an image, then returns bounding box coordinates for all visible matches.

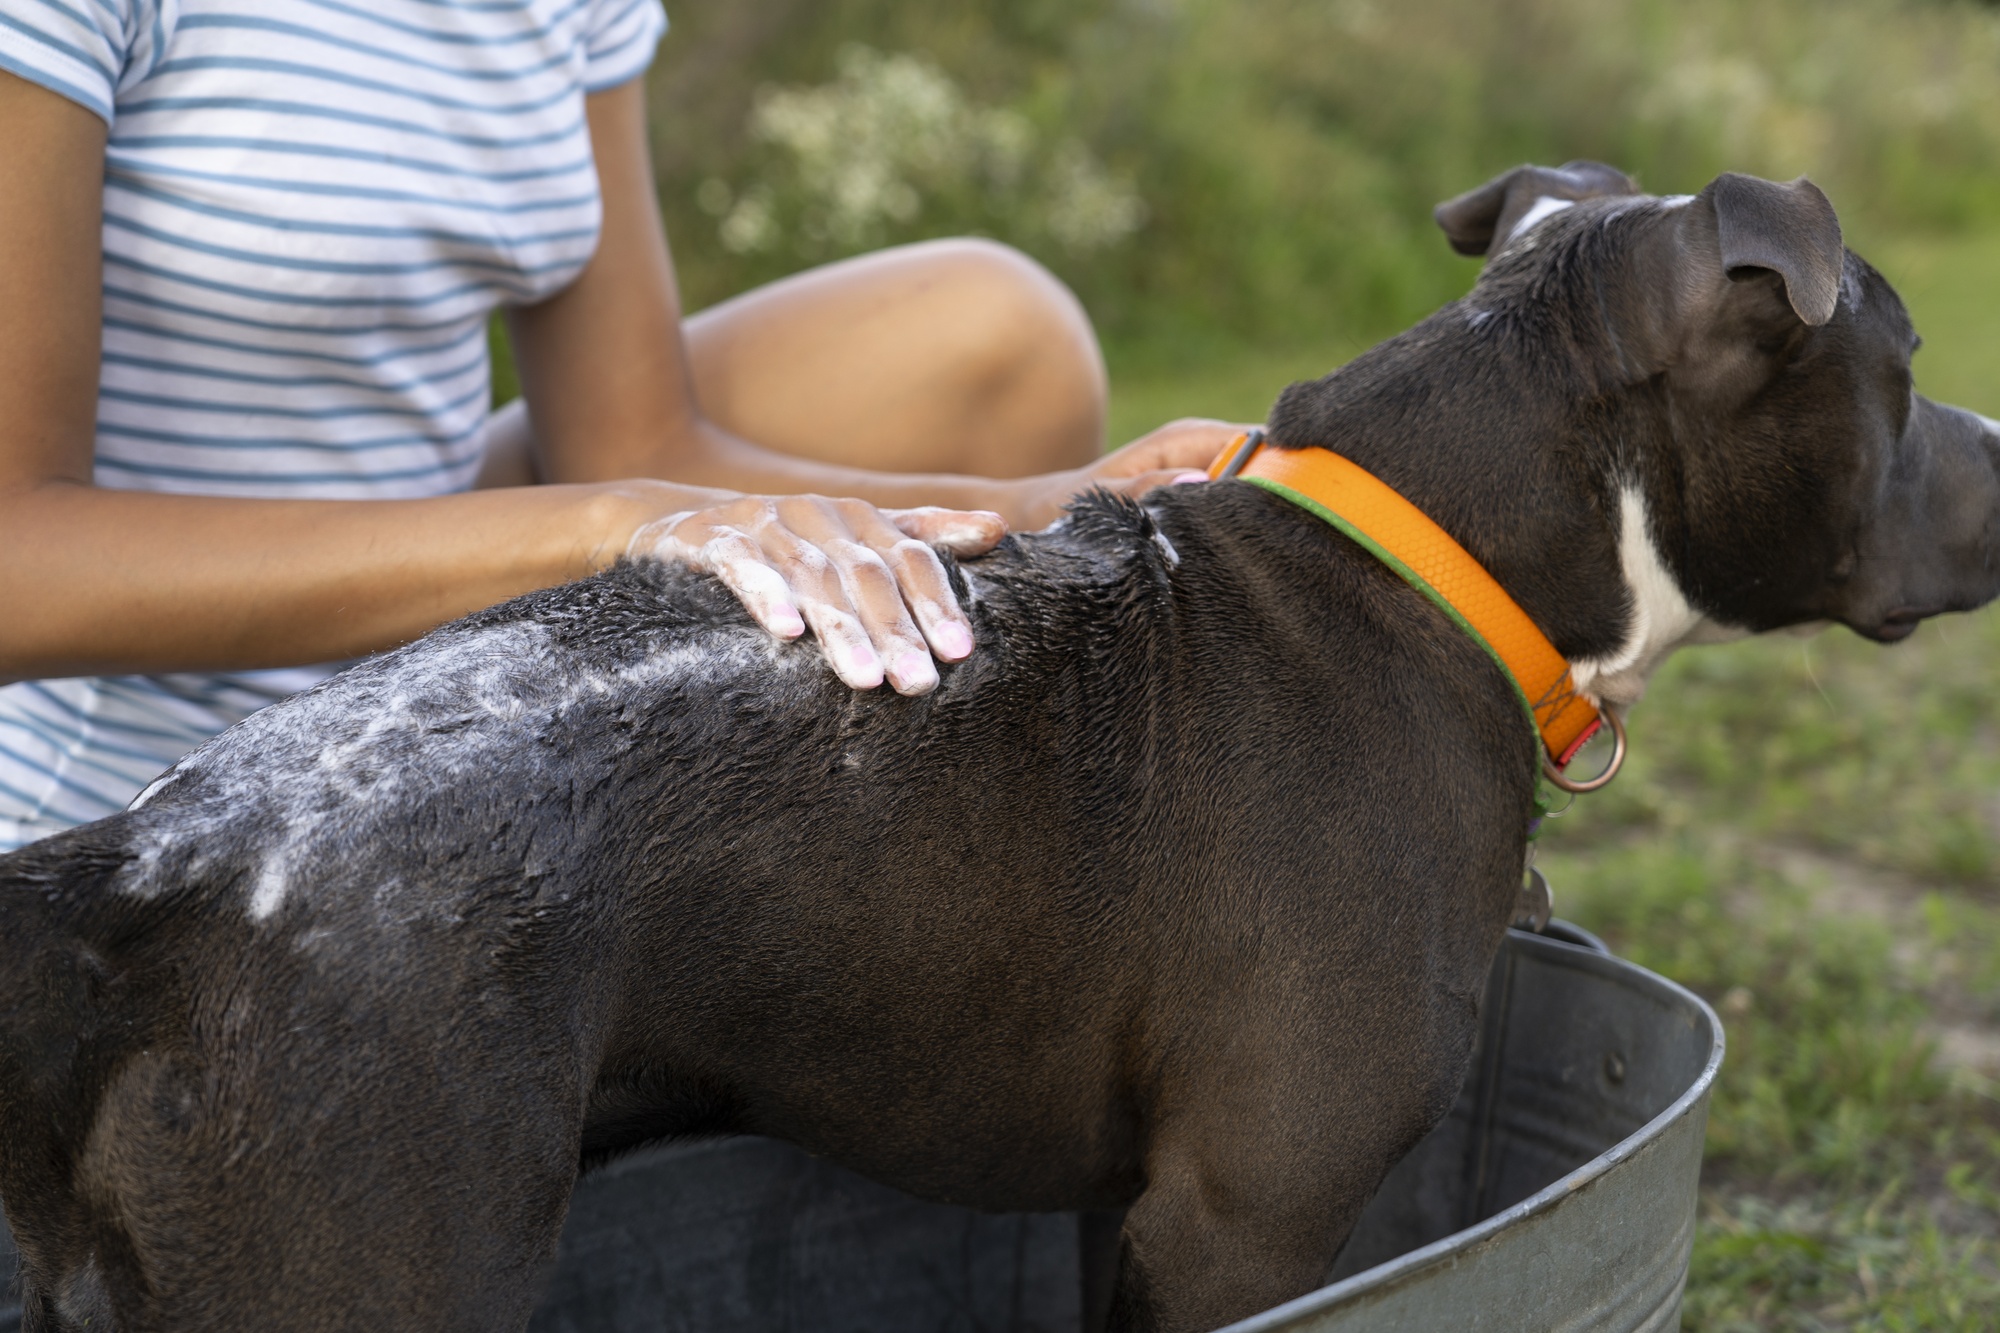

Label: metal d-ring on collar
[1542,708,1627,794]
[1215,426,1266,479]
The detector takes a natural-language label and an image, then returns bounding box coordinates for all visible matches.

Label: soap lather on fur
[6,163,2000,1333]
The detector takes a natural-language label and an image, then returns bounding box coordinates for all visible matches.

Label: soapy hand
[628,495,1005,696]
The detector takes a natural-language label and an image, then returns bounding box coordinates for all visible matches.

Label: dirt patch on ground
[1735,839,2000,1084]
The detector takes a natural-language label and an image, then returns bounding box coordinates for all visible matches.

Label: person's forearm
[0,479,697,682]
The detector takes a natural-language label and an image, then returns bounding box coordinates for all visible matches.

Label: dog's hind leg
[72,1013,591,1330]
[0,830,602,1331]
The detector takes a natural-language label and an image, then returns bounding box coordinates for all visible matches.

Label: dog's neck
[1265,299,1736,709]
[1563,484,1746,708]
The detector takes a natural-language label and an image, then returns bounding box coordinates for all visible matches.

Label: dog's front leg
[1106,1141,1364,1333]
[1105,1044,1465,1332]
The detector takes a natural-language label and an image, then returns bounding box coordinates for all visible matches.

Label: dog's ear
[1433,160,1640,257]
[1698,173,1844,327]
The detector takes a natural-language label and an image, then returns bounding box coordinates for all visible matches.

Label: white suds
[128,772,176,811]
[248,812,324,922]
[249,862,290,922]
[111,616,811,923]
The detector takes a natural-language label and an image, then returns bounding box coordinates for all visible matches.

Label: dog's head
[1281,163,2000,707]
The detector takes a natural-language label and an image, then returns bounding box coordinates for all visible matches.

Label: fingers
[1094,419,1251,478]
[634,495,990,697]
[629,515,808,640]
[847,505,977,669]
[1091,467,1212,502]
[1144,418,1246,472]
[777,497,929,694]
[884,505,1007,556]
[700,531,812,641]
[793,579,890,693]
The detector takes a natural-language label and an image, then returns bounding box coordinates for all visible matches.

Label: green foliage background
[637,2,2000,1326]
[651,0,2000,356]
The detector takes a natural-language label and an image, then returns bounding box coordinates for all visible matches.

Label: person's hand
[1004,418,1253,529]
[1093,418,1249,480]
[623,492,1005,696]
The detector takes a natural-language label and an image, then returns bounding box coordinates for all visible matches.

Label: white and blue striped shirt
[0,0,667,850]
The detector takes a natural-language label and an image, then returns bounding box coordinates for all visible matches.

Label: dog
[5,162,1998,1333]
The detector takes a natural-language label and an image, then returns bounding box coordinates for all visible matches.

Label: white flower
[1044,142,1147,254]
[718,188,778,255]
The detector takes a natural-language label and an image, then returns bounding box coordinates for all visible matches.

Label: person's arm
[505,80,1228,529]
[0,71,991,697]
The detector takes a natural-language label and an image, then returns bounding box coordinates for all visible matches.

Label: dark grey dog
[5,164,1997,1333]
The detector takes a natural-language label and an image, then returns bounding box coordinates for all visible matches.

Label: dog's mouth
[1866,607,1937,642]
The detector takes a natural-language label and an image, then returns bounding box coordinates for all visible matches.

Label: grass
[1101,229,2000,1328]
[1538,626,2000,1330]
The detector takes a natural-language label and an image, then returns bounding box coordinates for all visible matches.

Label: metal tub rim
[1218,932,1726,1332]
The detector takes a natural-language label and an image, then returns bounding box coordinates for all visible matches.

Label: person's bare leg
[684,238,1108,478]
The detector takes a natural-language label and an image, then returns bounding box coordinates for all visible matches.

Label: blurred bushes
[696,46,1144,266]
[649,0,2000,349]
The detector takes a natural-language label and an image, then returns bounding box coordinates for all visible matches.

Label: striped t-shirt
[0,0,667,851]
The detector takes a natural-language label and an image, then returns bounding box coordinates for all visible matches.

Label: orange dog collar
[1209,430,1618,790]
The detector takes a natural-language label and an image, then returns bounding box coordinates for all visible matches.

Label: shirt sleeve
[582,0,667,94]
[0,0,176,125]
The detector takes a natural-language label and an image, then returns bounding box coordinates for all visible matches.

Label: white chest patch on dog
[1568,487,1744,709]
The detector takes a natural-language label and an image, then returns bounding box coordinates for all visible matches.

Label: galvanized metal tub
[0,927,1721,1331]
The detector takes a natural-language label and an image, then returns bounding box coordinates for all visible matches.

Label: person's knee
[685,236,1109,476]
[923,239,1103,388]
[915,239,1107,469]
